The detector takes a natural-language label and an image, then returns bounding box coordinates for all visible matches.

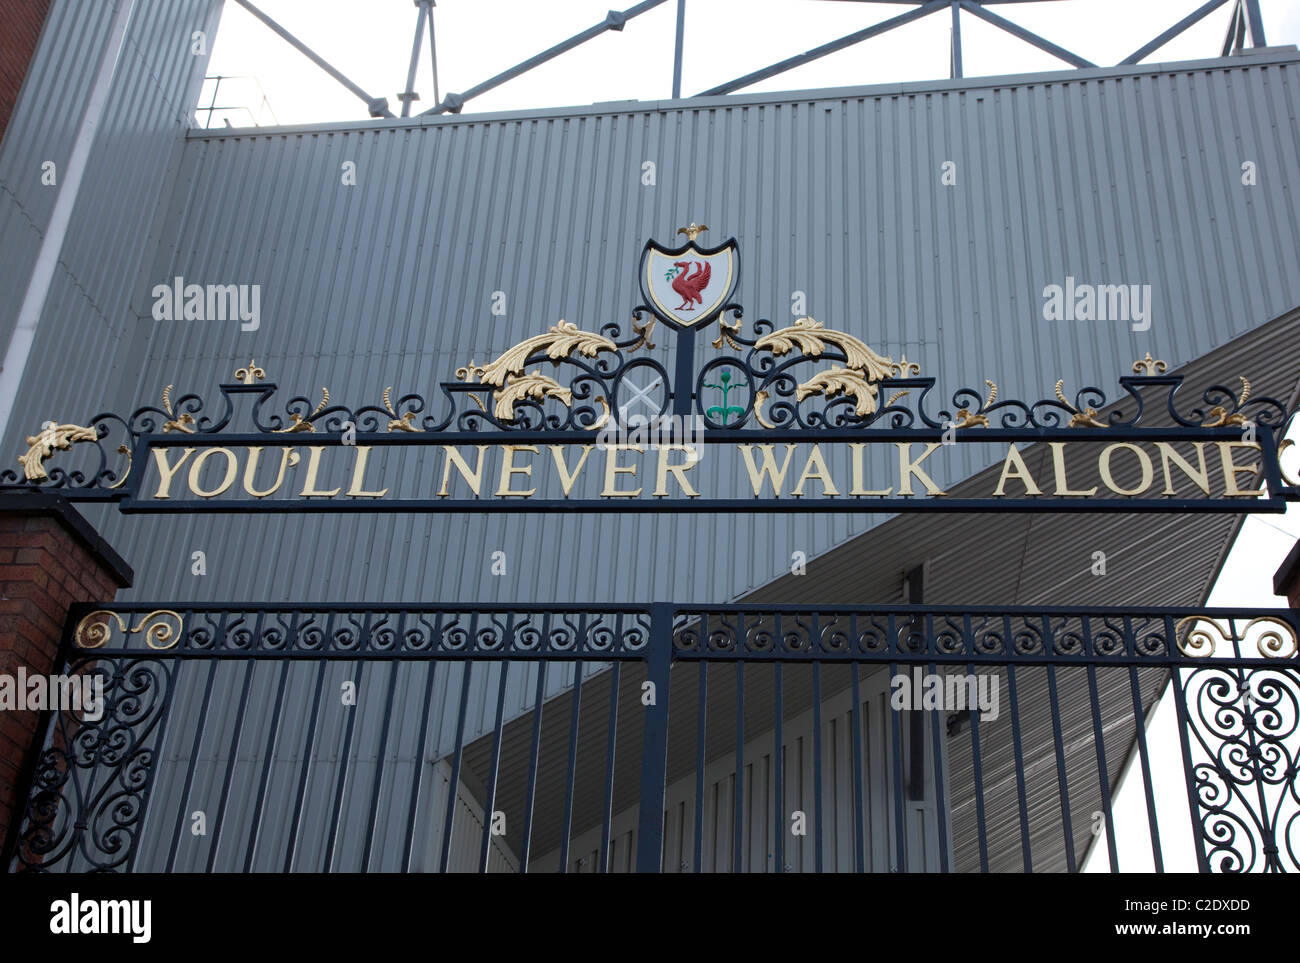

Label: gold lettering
[1156,442,1210,495]
[849,443,892,496]
[602,444,642,497]
[994,445,1043,496]
[1217,442,1262,497]
[346,446,388,498]
[496,445,538,497]
[792,445,839,497]
[548,445,594,497]
[438,446,488,497]
[149,446,195,499]
[242,446,296,498]
[1098,443,1154,496]
[299,446,341,497]
[737,444,798,496]
[187,447,238,498]
[653,445,700,497]
[1048,442,1096,496]
[897,443,946,496]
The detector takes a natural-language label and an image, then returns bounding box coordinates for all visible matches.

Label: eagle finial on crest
[676,222,708,242]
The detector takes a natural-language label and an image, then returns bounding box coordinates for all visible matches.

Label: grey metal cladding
[79,51,1300,608]
[0,0,223,452]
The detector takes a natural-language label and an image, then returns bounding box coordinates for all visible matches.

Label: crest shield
[639,237,738,329]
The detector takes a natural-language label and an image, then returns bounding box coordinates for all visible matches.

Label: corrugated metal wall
[65,48,1300,608]
[0,0,222,468]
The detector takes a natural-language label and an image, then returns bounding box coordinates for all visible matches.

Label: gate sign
[3,227,1297,514]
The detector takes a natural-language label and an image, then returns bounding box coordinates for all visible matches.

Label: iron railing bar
[438,652,474,873]
[599,660,622,872]
[733,658,745,873]
[812,659,825,873]
[360,617,403,870]
[1086,662,1120,872]
[693,660,707,873]
[773,660,783,873]
[479,660,511,872]
[401,656,438,873]
[886,660,906,872]
[166,658,218,872]
[206,611,260,872]
[1126,662,1164,872]
[1005,655,1033,872]
[558,659,585,872]
[1045,661,1077,872]
[323,655,366,873]
[518,655,548,872]
[967,652,990,872]
[928,659,950,872]
[284,613,331,872]
[244,646,292,872]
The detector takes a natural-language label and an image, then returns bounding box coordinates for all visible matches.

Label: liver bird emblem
[670,260,711,311]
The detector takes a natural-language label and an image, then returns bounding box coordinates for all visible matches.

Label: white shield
[640,240,738,329]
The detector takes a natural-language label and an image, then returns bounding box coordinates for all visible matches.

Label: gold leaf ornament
[18,423,99,481]
[795,367,881,417]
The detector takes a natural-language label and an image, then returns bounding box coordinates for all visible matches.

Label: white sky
[202,1,1300,872]
[203,0,1300,125]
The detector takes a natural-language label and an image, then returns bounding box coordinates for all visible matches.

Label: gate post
[0,493,132,863]
[634,602,674,873]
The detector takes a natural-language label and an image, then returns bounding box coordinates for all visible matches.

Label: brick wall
[0,0,53,146]
[0,498,131,860]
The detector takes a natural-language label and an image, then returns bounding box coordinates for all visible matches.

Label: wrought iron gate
[4,602,1297,872]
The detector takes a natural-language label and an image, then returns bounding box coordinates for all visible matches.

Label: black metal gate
[4,602,1298,872]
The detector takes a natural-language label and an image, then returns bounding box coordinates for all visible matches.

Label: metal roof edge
[184,46,1300,140]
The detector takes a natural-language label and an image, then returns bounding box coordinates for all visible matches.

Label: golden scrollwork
[629,315,657,352]
[1132,352,1168,376]
[382,386,418,432]
[457,320,616,425]
[753,317,898,419]
[891,355,922,377]
[1055,380,1107,428]
[677,222,708,242]
[75,610,184,650]
[161,384,196,433]
[18,422,98,481]
[954,380,996,428]
[1202,376,1251,428]
[274,388,329,433]
[1174,615,1297,659]
[711,315,742,351]
[233,359,265,384]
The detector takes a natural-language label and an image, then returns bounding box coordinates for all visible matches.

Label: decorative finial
[1131,352,1167,376]
[234,359,265,385]
[676,222,709,242]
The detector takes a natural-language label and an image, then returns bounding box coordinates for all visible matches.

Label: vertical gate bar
[207,612,261,872]
[851,660,868,872]
[693,660,706,873]
[1169,653,1211,873]
[285,649,329,873]
[634,602,674,873]
[1126,663,1163,872]
[558,658,585,872]
[1045,662,1077,872]
[812,658,824,873]
[599,660,622,872]
[438,658,474,873]
[886,661,906,872]
[1085,664,1120,872]
[126,646,183,874]
[518,656,548,872]
[927,658,949,872]
[401,659,438,873]
[773,660,783,873]
[323,656,367,873]
[167,657,219,872]
[733,658,745,873]
[1005,659,1033,872]
[361,624,403,870]
[966,652,989,872]
[479,661,511,872]
[244,652,292,872]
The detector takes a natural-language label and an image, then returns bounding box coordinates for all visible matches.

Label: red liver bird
[671,260,711,310]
